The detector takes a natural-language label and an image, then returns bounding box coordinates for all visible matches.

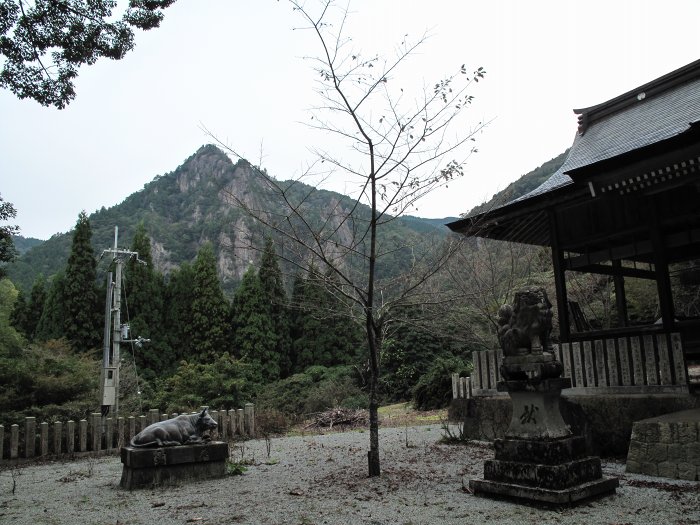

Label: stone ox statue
[130,408,218,447]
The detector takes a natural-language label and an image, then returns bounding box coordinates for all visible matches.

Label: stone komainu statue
[497,287,553,357]
[497,287,561,381]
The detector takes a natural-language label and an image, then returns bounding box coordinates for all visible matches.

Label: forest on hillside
[0,203,671,431]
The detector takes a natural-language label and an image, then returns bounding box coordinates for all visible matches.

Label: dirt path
[1,425,698,525]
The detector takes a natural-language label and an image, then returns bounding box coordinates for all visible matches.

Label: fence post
[128,416,136,443]
[10,424,18,459]
[0,425,3,460]
[643,335,658,385]
[236,409,244,435]
[53,421,63,455]
[618,337,632,386]
[670,333,687,385]
[139,415,147,434]
[451,373,459,399]
[219,409,228,440]
[606,339,619,386]
[39,422,49,456]
[244,404,255,436]
[24,417,36,458]
[106,417,114,450]
[227,409,236,436]
[67,420,75,454]
[117,417,125,449]
[90,413,101,452]
[79,419,88,452]
[149,409,159,426]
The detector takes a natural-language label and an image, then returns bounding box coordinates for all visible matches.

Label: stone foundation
[450,394,700,457]
[469,378,618,506]
[120,441,229,490]
[626,409,700,480]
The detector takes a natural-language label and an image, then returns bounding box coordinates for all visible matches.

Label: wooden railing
[454,332,689,398]
[0,405,254,462]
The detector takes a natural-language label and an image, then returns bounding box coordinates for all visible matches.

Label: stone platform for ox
[120,441,229,490]
[470,378,618,505]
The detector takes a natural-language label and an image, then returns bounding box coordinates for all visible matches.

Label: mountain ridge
[7,145,450,293]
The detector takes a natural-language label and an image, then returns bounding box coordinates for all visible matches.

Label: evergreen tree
[26,274,47,341]
[63,212,101,352]
[10,274,47,341]
[35,271,67,341]
[290,266,363,372]
[164,262,195,362]
[9,288,28,337]
[231,266,278,382]
[189,243,229,361]
[124,223,169,379]
[258,237,291,377]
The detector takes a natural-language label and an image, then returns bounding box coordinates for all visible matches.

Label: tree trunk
[367,319,381,477]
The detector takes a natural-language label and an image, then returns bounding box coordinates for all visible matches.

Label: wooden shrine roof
[448,59,700,245]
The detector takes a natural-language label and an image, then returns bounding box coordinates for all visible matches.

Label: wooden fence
[453,332,689,398]
[0,404,254,462]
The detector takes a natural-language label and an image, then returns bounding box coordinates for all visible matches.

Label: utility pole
[100,226,148,419]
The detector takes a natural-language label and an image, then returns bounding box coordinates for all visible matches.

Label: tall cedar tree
[190,243,229,361]
[64,212,101,351]
[231,266,278,382]
[35,271,67,341]
[258,238,292,377]
[9,288,27,338]
[124,224,169,379]
[26,274,47,340]
[164,262,195,362]
[290,267,363,372]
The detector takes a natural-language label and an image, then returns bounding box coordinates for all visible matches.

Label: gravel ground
[1,425,699,525]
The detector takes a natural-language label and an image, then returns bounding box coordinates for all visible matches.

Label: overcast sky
[2,0,699,240]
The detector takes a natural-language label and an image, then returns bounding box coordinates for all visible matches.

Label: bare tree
[447,238,548,350]
[208,0,486,477]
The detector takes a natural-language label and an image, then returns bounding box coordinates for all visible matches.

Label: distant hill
[8,146,570,293]
[7,145,451,293]
[467,150,569,217]
[11,236,44,255]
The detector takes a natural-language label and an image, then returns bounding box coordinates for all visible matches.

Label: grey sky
[2,0,699,240]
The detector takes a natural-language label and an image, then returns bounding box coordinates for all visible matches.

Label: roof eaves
[575,58,700,135]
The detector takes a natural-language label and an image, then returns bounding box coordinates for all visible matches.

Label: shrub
[412,356,472,410]
[255,365,365,419]
[151,353,259,413]
[255,408,290,435]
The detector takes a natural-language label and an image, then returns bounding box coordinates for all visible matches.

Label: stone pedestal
[120,441,229,490]
[470,378,618,505]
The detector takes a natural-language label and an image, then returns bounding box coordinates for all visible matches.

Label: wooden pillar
[612,260,628,327]
[549,209,570,342]
[648,199,674,331]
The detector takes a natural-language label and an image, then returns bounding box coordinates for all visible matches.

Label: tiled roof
[561,77,700,173]
[478,60,700,215]
[508,166,573,205]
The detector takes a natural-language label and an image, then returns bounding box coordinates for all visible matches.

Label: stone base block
[494,436,586,464]
[469,476,619,506]
[484,457,602,489]
[120,441,229,490]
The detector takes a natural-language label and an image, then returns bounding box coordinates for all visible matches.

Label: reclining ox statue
[130,408,218,447]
